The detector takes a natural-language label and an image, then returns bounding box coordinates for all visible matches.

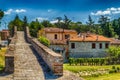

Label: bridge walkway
[14,31,44,80]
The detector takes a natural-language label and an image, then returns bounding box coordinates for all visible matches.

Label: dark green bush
[112,66,116,69]
[69,58,74,65]
[117,67,120,71]
[92,74,99,77]
[68,57,120,66]
[38,36,50,47]
[109,69,116,73]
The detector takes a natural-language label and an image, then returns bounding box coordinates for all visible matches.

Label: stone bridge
[2,26,63,80]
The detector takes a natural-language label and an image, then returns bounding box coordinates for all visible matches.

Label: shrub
[117,67,120,71]
[92,74,99,77]
[68,58,74,65]
[38,36,50,47]
[68,57,120,66]
[112,66,116,69]
[109,66,118,73]
[109,69,116,73]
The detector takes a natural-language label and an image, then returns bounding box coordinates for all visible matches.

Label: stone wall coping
[5,53,14,57]
[32,38,62,57]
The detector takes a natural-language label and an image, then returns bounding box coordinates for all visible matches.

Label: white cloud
[4,9,26,15]
[50,19,64,23]
[50,20,58,23]
[15,9,26,13]
[4,9,13,15]
[91,10,111,16]
[112,11,120,14]
[107,7,117,11]
[35,17,48,22]
[118,8,120,11]
[91,7,120,16]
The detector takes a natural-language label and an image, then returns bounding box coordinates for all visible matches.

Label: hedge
[68,57,120,66]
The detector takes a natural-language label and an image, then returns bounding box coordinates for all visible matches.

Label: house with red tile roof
[69,33,111,58]
[38,27,78,61]
[38,27,77,43]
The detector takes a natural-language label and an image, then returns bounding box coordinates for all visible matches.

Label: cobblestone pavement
[14,31,44,80]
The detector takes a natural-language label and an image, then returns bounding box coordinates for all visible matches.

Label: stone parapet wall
[26,27,63,75]
[5,26,17,73]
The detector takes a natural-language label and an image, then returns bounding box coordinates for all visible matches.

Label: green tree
[98,15,110,28]
[86,15,94,26]
[63,15,71,29]
[55,15,71,29]
[29,19,44,37]
[111,18,120,39]
[107,46,120,59]
[105,22,116,37]
[56,17,62,23]
[76,21,82,24]
[12,14,23,31]
[55,17,62,28]
[41,20,53,27]
[98,15,115,37]
[86,15,95,33]
[94,24,103,35]
[69,22,82,33]
[23,16,28,30]
[8,14,23,36]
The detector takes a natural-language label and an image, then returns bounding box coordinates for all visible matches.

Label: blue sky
[1,0,120,30]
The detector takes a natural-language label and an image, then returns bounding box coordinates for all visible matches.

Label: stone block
[5,55,14,73]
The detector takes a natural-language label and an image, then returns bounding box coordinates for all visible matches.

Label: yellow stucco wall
[45,32,77,41]
[38,28,77,41]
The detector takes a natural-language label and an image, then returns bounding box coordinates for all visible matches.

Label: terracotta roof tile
[70,33,111,42]
[110,38,120,44]
[44,28,77,33]
[50,40,67,45]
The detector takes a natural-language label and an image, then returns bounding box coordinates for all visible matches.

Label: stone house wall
[69,41,110,58]
[50,44,68,62]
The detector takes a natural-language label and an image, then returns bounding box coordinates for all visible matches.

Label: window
[92,43,96,49]
[99,43,102,49]
[71,43,75,49]
[105,43,109,48]
[54,34,57,39]
[65,34,70,39]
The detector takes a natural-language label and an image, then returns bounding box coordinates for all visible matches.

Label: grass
[0,48,7,71]
[64,64,120,80]
[85,73,120,80]
[64,64,120,72]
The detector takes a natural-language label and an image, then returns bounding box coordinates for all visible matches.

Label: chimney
[78,33,81,37]
[96,36,99,41]
[83,35,86,41]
